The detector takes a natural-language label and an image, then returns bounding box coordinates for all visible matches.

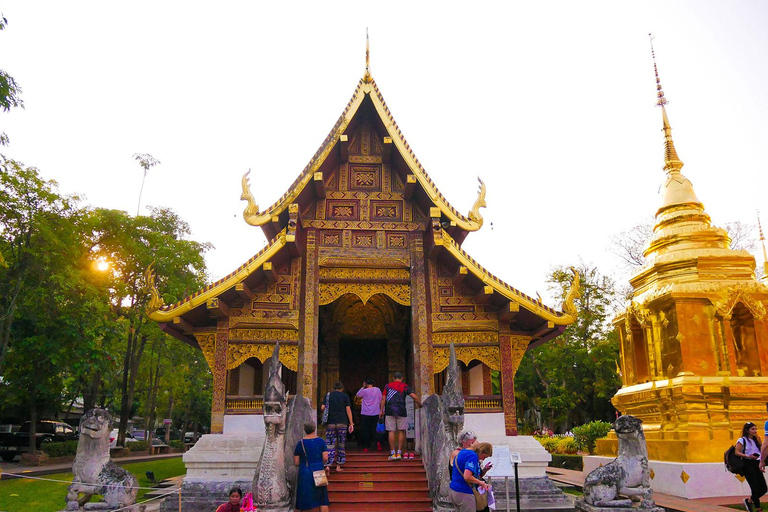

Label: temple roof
[240,76,486,240]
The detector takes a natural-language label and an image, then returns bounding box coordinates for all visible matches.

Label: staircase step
[330,472,427,482]
[329,489,430,501]
[337,460,423,469]
[328,481,428,491]
[330,503,432,512]
[328,466,426,476]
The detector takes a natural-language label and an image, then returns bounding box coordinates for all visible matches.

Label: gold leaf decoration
[143,262,165,314]
[433,346,500,373]
[562,267,581,319]
[319,282,410,306]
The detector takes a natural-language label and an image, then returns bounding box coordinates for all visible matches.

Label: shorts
[385,415,408,431]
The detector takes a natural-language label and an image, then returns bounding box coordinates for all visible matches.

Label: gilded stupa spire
[363,28,372,83]
[759,212,768,282]
[650,34,683,175]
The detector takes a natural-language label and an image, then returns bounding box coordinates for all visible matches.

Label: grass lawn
[0,457,185,512]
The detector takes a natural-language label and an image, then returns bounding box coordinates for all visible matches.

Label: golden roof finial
[649,34,683,175]
[759,211,768,281]
[363,28,373,83]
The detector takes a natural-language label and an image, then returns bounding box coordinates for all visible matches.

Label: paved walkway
[0,452,182,480]
[546,467,744,512]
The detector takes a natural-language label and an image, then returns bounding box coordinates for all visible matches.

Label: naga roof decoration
[240,76,487,234]
[147,228,289,322]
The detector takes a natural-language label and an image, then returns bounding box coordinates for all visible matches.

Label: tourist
[449,430,492,478]
[293,421,330,512]
[356,378,382,452]
[449,442,493,512]
[380,371,422,460]
[735,422,766,511]
[760,402,768,472]
[322,381,354,471]
[215,487,242,512]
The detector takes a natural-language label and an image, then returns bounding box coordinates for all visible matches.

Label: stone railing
[464,395,502,413]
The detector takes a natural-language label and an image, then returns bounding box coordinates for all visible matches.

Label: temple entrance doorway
[317,293,411,434]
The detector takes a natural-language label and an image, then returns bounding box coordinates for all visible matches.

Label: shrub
[40,440,78,457]
[169,440,184,449]
[536,436,559,454]
[572,420,612,454]
[550,454,583,471]
[554,436,578,454]
[130,441,149,452]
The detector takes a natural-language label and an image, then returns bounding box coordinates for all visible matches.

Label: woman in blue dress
[293,421,330,512]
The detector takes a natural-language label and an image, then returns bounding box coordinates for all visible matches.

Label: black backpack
[724,437,746,475]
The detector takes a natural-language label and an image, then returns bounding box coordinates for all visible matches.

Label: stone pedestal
[160,426,265,512]
[585,455,767,500]
[575,502,664,512]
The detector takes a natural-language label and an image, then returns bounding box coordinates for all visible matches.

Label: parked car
[0,420,78,462]
[109,429,139,449]
[130,430,146,441]
[184,431,198,443]
[154,427,181,440]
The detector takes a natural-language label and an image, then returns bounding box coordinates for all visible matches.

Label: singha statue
[576,415,664,511]
[420,341,465,512]
[61,408,144,512]
[254,344,291,511]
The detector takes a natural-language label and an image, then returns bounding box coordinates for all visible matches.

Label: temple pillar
[298,229,319,404]
[211,319,229,434]
[482,364,492,395]
[409,232,432,396]
[499,333,530,436]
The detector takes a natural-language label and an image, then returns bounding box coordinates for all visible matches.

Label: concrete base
[465,413,552,479]
[584,455,765,499]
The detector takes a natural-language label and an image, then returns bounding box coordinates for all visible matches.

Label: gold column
[299,229,320,404]
[409,232,432,396]
[499,333,530,436]
[211,319,228,433]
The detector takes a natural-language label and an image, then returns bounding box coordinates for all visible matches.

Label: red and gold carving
[410,233,433,395]
[352,232,375,248]
[228,343,298,372]
[327,200,358,220]
[211,320,229,434]
[432,331,498,345]
[319,282,410,306]
[432,346,500,373]
[499,334,531,436]
[322,231,342,247]
[387,233,406,248]
[371,200,402,221]
[350,165,380,190]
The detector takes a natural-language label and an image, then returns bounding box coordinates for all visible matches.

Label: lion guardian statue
[578,415,663,511]
[63,408,144,512]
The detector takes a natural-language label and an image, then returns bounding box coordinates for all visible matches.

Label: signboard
[162,419,172,425]
[485,445,518,477]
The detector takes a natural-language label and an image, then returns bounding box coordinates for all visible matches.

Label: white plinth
[585,456,766,499]
[223,414,265,435]
[183,430,265,481]
[464,413,551,479]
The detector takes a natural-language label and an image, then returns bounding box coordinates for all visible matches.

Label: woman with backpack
[736,422,767,511]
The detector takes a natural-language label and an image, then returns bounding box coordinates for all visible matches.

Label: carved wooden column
[499,333,530,436]
[482,364,493,395]
[211,319,229,434]
[299,229,320,404]
[409,232,432,397]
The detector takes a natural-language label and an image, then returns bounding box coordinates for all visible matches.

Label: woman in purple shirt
[356,378,382,452]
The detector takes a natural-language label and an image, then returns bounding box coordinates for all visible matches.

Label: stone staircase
[328,451,432,512]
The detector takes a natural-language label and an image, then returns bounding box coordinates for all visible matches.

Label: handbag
[301,440,328,487]
[473,485,488,511]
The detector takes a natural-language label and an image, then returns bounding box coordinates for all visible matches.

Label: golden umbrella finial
[649,34,683,175]
[363,28,372,83]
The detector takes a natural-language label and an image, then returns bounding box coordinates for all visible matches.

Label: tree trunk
[28,401,37,453]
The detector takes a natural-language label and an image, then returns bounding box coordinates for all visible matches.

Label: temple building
[592,47,768,499]
[146,56,578,443]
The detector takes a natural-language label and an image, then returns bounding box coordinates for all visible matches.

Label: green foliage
[553,436,578,454]
[0,457,186,512]
[536,436,559,453]
[169,440,183,449]
[0,14,23,146]
[572,420,613,454]
[130,441,149,452]
[514,262,621,431]
[40,440,79,458]
[549,454,584,471]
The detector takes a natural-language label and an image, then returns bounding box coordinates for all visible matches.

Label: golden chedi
[598,45,768,465]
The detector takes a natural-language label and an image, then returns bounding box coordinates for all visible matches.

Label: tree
[87,207,210,444]
[514,263,622,431]
[0,15,24,146]
[133,153,160,216]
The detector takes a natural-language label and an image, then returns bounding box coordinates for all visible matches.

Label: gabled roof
[432,229,577,327]
[147,228,290,322]
[240,77,486,235]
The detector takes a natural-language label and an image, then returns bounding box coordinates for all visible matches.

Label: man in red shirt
[380,372,422,460]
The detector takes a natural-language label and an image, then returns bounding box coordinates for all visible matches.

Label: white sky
[2,1,767,306]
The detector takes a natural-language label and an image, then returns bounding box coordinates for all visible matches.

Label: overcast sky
[2,1,767,305]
